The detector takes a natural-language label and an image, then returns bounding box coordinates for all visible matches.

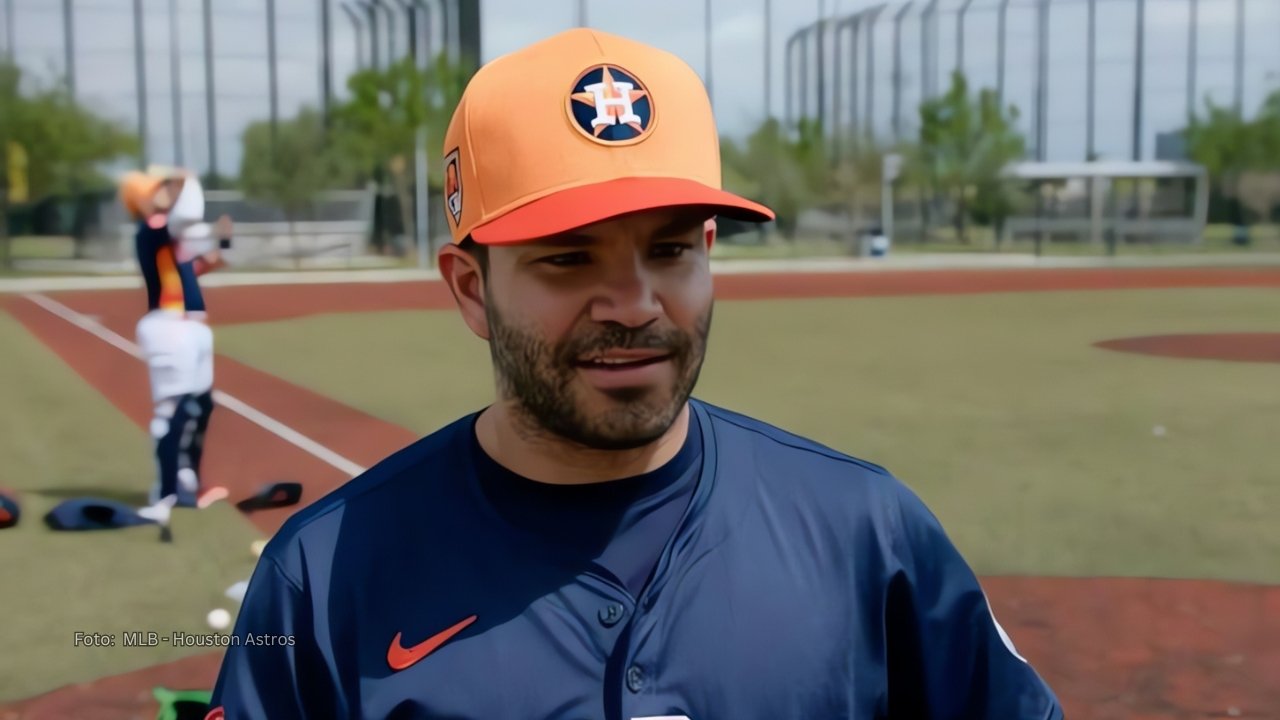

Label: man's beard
[486,301,711,451]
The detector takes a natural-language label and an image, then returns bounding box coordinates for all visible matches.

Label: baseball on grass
[250,539,266,558]
[207,608,232,631]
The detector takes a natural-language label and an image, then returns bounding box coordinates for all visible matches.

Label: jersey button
[598,603,625,628]
[626,665,646,693]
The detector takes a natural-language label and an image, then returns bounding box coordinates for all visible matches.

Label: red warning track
[2,265,1278,720]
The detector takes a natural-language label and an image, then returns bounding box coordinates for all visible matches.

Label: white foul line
[24,293,368,478]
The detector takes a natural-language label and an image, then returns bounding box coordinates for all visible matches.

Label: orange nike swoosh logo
[387,615,478,671]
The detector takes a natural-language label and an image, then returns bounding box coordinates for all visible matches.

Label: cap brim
[469,177,775,245]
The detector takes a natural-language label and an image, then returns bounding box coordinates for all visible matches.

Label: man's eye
[652,243,691,258]
[539,251,591,266]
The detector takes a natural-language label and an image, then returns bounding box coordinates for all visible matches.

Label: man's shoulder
[695,399,944,565]
[260,412,480,564]
[695,399,933,523]
[696,399,897,485]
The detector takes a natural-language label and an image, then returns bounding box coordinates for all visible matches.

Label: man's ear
[437,243,491,340]
[704,218,717,251]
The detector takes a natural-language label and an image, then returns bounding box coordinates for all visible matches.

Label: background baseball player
[119,169,229,529]
[206,28,1062,719]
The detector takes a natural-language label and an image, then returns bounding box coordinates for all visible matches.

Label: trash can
[1232,224,1251,247]
[858,227,891,258]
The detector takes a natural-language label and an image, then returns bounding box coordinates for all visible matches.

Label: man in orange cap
[207,28,1061,719]
[119,168,230,532]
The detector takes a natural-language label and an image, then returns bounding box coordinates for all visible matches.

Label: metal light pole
[169,0,183,165]
[340,3,366,70]
[849,14,860,143]
[1035,0,1049,161]
[1132,0,1145,161]
[267,0,279,147]
[133,0,148,167]
[62,0,75,96]
[921,0,938,101]
[393,0,418,61]
[203,0,218,183]
[577,0,587,26]
[704,0,713,109]
[865,4,886,141]
[390,0,429,268]
[417,0,444,266]
[997,0,1010,107]
[1186,0,1197,120]
[833,13,861,160]
[437,0,458,64]
[832,15,845,157]
[1031,0,1050,254]
[4,0,14,63]
[785,32,798,125]
[763,0,771,120]
[800,25,809,124]
[891,2,910,142]
[372,0,396,64]
[449,0,460,64]
[356,1,381,70]
[834,12,855,154]
[413,0,434,67]
[816,0,825,129]
[1087,0,1096,158]
[956,0,974,75]
[321,0,334,126]
[1233,0,1244,117]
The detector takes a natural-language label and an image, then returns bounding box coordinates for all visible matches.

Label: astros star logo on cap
[567,65,653,145]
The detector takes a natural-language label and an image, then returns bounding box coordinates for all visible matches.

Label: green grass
[214,288,1280,585]
[8,236,77,260]
[0,311,261,703]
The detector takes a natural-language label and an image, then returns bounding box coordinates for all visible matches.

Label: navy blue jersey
[475,408,700,596]
[135,221,185,313]
[208,399,1062,719]
[135,221,205,314]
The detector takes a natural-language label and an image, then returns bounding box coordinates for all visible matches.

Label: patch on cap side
[566,65,654,145]
[444,148,462,226]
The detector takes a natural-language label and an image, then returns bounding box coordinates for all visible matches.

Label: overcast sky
[4,0,1278,176]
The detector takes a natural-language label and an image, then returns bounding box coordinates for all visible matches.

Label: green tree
[1186,90,1280,235]
[721,118,830,240]
[0,60,139,265]
[916,71,1026,243]
[239,107,359,266]
[828,132,891,240]
[332,53,473,251]
[1185,100,1255,230]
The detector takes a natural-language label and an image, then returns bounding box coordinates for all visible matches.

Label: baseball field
[1,264,1278,719]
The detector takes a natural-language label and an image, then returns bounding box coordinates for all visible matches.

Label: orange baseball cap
[442,28,775,245]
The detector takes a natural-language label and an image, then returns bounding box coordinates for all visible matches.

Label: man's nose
[589,259,663,328]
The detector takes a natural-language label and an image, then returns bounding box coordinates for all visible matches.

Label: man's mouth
[574,350,672,370]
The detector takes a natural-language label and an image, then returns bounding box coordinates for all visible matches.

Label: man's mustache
[559,324,690,360]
